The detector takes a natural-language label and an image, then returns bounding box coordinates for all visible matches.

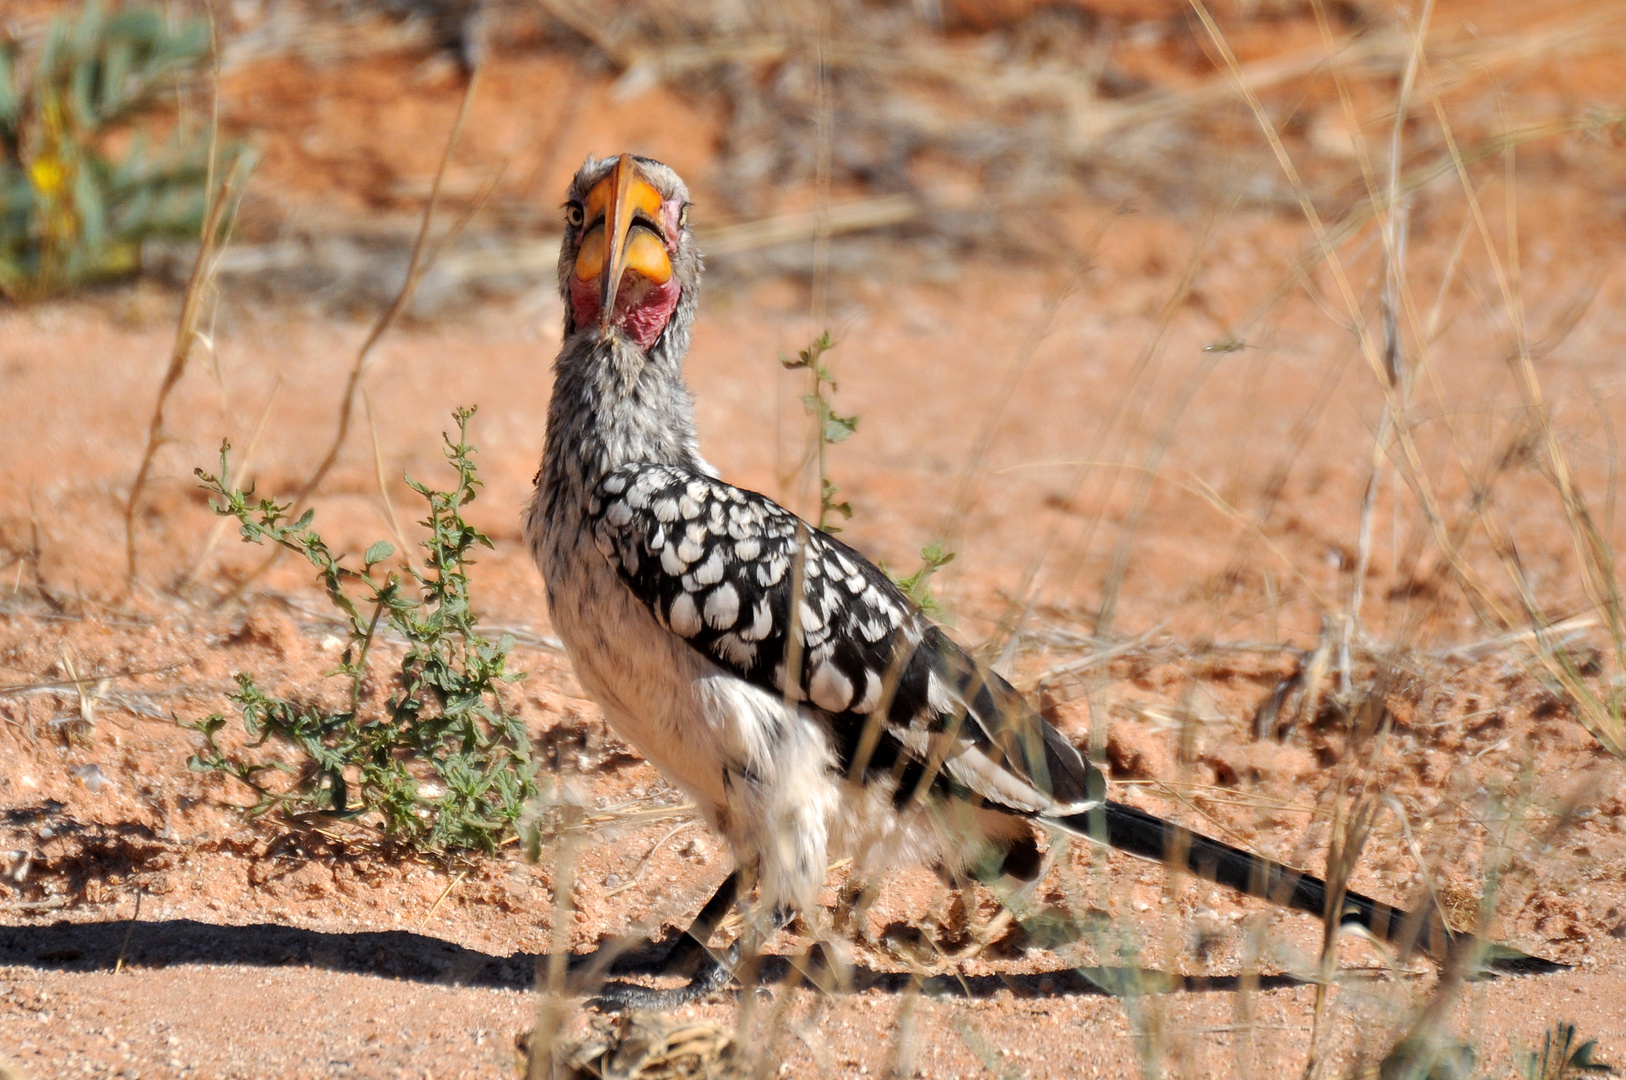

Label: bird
[526,153,1557,1006]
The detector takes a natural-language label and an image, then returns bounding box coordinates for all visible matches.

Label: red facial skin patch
[568,198,685,351]
[568,273,681,352]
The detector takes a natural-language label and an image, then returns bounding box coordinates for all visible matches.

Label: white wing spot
[927,670,958,716]
[661,544,689,575]
[693,548,726,586]
[704,582,741,628]
[735,537,761,561]
[798,599,825,633]
[714,633,757,668]
[668,592,702,637]
[677,537,705,564]
[741,598,773,642]
[653,498,681,523]
[602,473,628,495]
[606,500,633,527]
[852,669,882,713]
[809,662,854,712]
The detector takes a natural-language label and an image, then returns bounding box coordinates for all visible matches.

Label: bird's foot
[940,907,1016,962]
[592,947,739,1010]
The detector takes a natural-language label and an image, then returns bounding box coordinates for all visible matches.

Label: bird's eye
[678,204,689,229]
[565,203,584,228]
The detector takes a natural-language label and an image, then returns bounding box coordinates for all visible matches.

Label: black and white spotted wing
[587,462,1100,815]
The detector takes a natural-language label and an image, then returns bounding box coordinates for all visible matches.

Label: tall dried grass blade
[124,164,246,588]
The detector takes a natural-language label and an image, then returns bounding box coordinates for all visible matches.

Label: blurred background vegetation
[5,0,1615,311]
[0,1,227,297]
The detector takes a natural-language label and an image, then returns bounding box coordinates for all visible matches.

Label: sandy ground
[4,2,1626,1077]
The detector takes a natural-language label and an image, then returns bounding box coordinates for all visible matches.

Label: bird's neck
[541,330,704,503]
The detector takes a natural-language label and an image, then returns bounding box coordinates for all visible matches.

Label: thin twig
[363,387,412,560]
[603,819,701,898]
[220,67,485,605]
[283,67,484,513]
[124,163,246,588]
[113,888,144,974]
[420,869,468,929]
[180,373,284,588]
[0,660,195,698]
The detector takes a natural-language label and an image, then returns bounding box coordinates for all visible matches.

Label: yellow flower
[29,155,65,197]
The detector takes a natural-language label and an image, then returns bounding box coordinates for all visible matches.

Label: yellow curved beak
[573,154,673,331]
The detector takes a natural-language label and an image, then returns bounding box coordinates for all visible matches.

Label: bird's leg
[610,870,740,977]
[594,872,751,1010]
[938,832,1053,961]
[777,899,853,995]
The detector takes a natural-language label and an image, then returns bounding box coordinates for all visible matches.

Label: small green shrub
[1522,1022,1614,1080]
[190,406,537,854]
[781,330,858,532]
[0,1,222,298]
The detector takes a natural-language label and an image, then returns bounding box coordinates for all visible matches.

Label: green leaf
[823,414,859,443]
[893,541,956,615]
[363,541,395,566]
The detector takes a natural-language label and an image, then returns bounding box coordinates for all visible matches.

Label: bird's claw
[590,954,738,1011]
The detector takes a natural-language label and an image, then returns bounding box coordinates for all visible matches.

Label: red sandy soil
[3,3,1626,1078]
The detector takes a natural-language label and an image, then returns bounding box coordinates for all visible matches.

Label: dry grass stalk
[123,163,246,589]
[1189,0,1626,770]
[706,195,919,258]
[123,2,241,589]
[527,807,584,1080]
[281,66,484,514]
[363,386,413,561]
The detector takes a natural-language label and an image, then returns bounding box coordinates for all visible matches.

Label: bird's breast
[528,486,734,814]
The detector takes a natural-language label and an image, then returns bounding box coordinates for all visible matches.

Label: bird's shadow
[0,917,1311,999]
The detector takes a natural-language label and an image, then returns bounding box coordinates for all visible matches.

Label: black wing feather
[586,462,1098,813]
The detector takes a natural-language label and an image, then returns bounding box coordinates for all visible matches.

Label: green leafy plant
[189,406,537,853]
[0,1,224,298]
[891,539,956,616]
[1522,1022,1614,1080]
[781,330,858,532]
[780,330,955,613]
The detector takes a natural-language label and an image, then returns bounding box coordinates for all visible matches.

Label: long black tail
[1054,800,1563,975]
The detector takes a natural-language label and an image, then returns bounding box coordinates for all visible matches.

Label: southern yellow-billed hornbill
[527,153,1558,1006]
